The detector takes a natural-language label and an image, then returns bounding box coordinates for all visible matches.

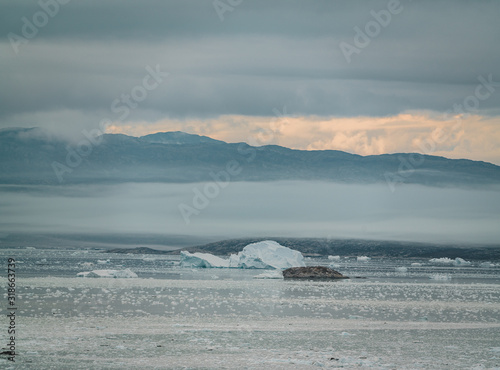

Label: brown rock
[282,266,349,280]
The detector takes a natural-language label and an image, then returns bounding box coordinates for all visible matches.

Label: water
[1,247,500,369]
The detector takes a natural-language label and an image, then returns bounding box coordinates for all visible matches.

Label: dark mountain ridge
[104,237,500,260]
[1,127,499,187]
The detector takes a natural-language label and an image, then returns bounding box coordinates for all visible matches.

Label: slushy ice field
[1,247,500,369]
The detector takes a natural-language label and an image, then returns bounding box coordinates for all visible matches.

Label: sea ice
[395,267,408,273]
[429,273,451,280]
[112,269,139,278]
[253,270,284,279]
[180,251,230,268]
[229,240,305,269]
[429,257,454,265]
[76,268,138,278]
[328,255,341,261]
[357,256,371,262]
[480,262,496,268]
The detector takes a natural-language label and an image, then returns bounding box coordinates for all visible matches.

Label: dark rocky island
[282,266,349,280]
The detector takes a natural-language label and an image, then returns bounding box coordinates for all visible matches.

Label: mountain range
[1,127,499,187]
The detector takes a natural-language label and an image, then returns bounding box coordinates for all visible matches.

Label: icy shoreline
[8,277,500,369]
[2,247,500,369]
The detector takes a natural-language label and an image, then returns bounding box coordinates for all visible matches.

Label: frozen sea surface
[1,248,500,369]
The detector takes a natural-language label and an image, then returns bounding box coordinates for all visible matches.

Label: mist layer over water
[1,182,499,244]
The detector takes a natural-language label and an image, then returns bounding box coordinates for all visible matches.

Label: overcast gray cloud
[1,0,500,134]
[1,182,499,244]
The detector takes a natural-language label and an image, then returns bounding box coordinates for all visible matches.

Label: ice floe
[357,256,371,262]
[429,257,454,265]
[77,268,138,278]
[328,255,341,261]
[480,262,497,268]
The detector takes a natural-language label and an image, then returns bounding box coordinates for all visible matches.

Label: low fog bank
[1,182,499,245]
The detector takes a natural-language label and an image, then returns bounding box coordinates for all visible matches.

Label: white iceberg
[180,251,230,268]
[429,257,454,265]
[357,256,371,262]
[179,241,305,270]
[453,257,471,266]
[229,240,305,269]
[77,268,138,278]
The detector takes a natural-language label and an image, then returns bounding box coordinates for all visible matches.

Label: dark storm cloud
[1,0,500,129]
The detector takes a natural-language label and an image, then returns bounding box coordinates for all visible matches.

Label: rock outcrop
[282,266,348,280]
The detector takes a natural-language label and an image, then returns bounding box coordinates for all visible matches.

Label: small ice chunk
[411,262,422,266]
[357,256,371,262]
[97,259,110,264]
[112,269,139,278]
[79,262,94,269]
[253,270,284,279]
[395,266,408,273]
[328,255,341,261]
[180,251,230,268]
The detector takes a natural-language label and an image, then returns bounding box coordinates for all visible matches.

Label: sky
[1,0,500,164]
